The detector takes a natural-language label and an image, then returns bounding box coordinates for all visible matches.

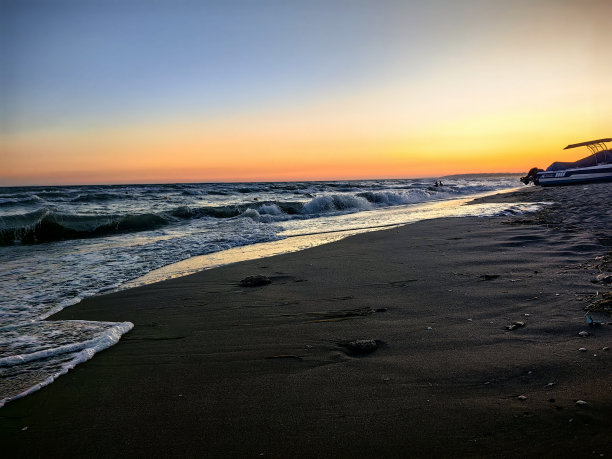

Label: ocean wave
[239,204,293,223]
[0,202,300,245]
[181,189,201,196]
[0,190,464,245]
[0,195,45,207]
[357,190,433,205]
[71,192,131,203]
[0,209,170,245]
[190,201,303,219]
[301,194,372,214]
[31,190,79,199]
[0,179,519,245]
[205,190,230,196]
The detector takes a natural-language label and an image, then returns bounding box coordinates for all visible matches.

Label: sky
[1,0,611,186]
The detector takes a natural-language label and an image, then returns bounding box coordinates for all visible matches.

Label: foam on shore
[0,321,133,408]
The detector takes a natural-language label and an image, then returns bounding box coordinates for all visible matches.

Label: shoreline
[123,186,524,289]
[2,184,611,457]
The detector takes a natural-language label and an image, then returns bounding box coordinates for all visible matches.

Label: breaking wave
[0,183,515,245]
[0,209,169,245]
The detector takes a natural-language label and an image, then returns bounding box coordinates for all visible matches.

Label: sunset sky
[1,0,611,186]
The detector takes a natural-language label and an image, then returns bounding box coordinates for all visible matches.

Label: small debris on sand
[578,347,587,352]
[578,331,589,337]
[506,321,525,331]
[586,315,603,326]
[339,339,384,356]
[518,395,527,401]
[239,275,272,287]
[575,400,588,406]
[592,273,612,284]
[587,291,612,314]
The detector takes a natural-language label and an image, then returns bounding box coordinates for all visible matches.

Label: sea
[0,176,540,407]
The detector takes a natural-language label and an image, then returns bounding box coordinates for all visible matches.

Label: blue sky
[2,0,446,130]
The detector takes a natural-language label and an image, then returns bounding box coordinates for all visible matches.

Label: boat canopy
[564,138,612,152]
[546,150,612,171]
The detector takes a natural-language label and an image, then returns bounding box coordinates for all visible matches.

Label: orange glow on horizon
[4,50,610,187]
[2,65,610,186]
[2,96,609,186]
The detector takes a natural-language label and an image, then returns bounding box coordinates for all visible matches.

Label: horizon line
[0,172,523,188]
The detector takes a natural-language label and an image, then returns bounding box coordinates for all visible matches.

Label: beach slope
[2,184,611,458]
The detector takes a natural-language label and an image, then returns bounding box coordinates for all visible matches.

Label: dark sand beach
[2,184,611,458]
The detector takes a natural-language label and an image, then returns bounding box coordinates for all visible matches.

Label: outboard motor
[520,167,543,185]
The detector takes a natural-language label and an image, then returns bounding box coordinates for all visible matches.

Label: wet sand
[2,184,611,458]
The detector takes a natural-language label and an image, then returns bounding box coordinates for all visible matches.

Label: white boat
[535,138,612,187]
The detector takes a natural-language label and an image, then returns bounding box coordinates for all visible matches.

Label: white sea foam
[0,321,133,408]
[357,189,433,205]
[258,203,283,215]
[302,194,372,214]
